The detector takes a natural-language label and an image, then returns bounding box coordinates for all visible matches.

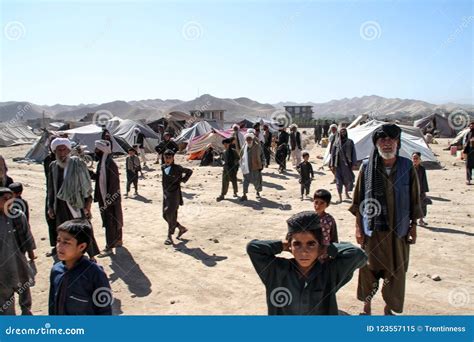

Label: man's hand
[407,223,417,244]
[48,208,55,219]
[355,220,364,245]
[84,208,92,220]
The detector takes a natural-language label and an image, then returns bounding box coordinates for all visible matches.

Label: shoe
[256,192,261,199]
[134,191,139,196]
[97,248,113,258]
[164,237,173,245]
[233,193,238,198]
[239,195,248,202]
[300,196,304,201]
[216,195,224,202]
[177,226,188,239]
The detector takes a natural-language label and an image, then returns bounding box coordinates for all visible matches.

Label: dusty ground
[1,137,473,315]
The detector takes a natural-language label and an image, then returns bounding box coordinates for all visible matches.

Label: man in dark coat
[162,149,193,245]
[155,132,179,165]
[276,126,289,173]
[262,124,273,167]
[93,140,124,257]
[463,121,474,185]
[330,127,357,203]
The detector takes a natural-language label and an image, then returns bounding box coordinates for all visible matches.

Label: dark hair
[412,151,421,157]
[313,189,331,205]
[302,152,309,158]
[285,230,322,246]
[57,219,91,251]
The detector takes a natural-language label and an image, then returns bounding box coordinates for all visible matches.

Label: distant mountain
[0,95,471,123]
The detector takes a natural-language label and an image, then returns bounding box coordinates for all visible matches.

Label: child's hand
[282,240,290,252]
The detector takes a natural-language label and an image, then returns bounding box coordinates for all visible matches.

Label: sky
[0,0,472,106]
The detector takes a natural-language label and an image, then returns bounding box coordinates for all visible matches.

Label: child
[216,138,240,201]
[412,152,430,226]
[247,211,367,315]
[0,187,35,315]
[296,152,314,200]
[49,219,112,315]
[313,189,339,263]
[125,147,142,197]
[161,149,193,245]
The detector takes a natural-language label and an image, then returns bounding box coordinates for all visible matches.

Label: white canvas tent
[61,124,126,154]
[323,120,439,166]
[450,127,470,146]
[107,118,161,153]
[0,122,38,147]
[23,130,53,162]
[175,121,215,145]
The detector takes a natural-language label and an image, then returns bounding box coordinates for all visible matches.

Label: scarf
[55,157,93,211]
[95,140,112,204]
[240,143,250,175]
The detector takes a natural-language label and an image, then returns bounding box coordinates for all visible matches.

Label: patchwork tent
[60,124,126,154]
[186,130,235,159]
[175,121,216,145]
[414,113,456,138]
[323,120,439,167]
[0,122,38,147]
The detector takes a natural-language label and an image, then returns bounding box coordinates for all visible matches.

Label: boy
[161,149,193,245]
[217,138,240,201]
[125,147,142,197]
[49,219,112,315]
[0,187,35,315]
[412,152,430,226]
[247,211,367,315]
[296,152,314,200]
[313,189,339,261]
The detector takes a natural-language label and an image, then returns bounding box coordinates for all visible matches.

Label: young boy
[412,152,430,226]
[313,189,339,250]
[161,149,193,245]
[49,219,112,315]
[0,187,35,315]
[296,152,314,200]
[216,138,240,201]
[247,211,367,315]
[125,147,142,197]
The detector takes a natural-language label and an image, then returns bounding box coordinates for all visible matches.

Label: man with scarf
[231,124,244,155]
[162,149,193,245]
[289,124,302,167]
[239,133,265,201]
[462,121,474,185]
[330,127,357,203]
[276,126,290,173]
[46,138,100,259]
[93,140,124,257]
[262,124,272,168]
[348,124,422,315]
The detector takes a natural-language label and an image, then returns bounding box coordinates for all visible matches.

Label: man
[155,132,179,165]
[348,124,422,315]
[134,128,147,167]
[289,124,302,167]
[161,149,193,245]
[327,124,339,183]
[93,140,124,257]
[46,138,99,258]
[462,121,474,185]
[239,133,265,201]
[262,124,273,168]
[314,121,322,145]
[330,127,357,203]
[0,187,35,315]
[216,138,240,201]
[231,124,244,155]
[43,136,57,254]
[276,126,290,173]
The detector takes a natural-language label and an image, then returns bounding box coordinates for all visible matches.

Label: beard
[247,141,253,148]
[56,156,70,168]
[377,146,397,160]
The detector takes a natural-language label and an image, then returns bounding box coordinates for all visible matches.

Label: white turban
[232,124,239,129]
[247,128,256,135]
[244,133,255,140]
[95,140,112,155]
[290,123,298,129]
[330,124,337,129]
[50,138,71,152]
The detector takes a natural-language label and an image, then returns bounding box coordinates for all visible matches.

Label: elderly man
[330,127,357,203]
[46,138,99,258]
[93,140,124,257]
[231,124,244,155]
[349,124,422,315]
[289,124,302,167]
[240,132,265,201]
[463,121,474,185]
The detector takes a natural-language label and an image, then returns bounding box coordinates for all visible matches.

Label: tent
[60,124,126,154]
[107,118,161,153]
[0,122,38,147]
[450,127,470,146]
[186,130,234,159]
[323,120,439,167]
[414,113,456,138]
[175,121,215,145]
[23,130,54,162]
[347,114,369,129]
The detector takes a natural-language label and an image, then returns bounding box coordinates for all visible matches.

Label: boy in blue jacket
[49,219,112,315]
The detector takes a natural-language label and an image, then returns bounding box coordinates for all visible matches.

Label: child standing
[216,138,240,201]
[412,152,430,226]
[125,147,142,197]
[296,152,314,200]
[49,219,112,315]
[247,211,367,315]
[313,189,339,251]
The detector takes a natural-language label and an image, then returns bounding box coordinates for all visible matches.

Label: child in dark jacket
[296,152,314,200]
[49,219,112,315]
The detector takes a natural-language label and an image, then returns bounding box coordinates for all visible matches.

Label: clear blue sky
[1,0,472,105]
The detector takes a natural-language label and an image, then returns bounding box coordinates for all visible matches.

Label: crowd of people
[0,119,473,316]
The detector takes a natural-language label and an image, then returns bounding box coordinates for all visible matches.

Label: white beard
[377,146,396,160]
[56,156,70,168]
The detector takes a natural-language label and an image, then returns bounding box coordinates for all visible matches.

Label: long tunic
[247,240,367,315]
[330,138,357,192]
[94,156,123,249]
